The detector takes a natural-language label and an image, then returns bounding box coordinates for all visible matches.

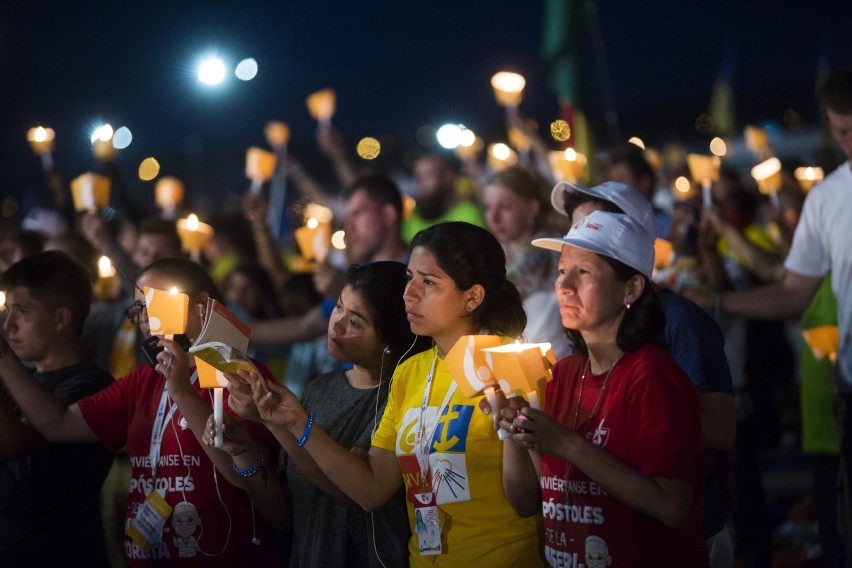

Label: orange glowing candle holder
[654,238,674,271]
[687,154,720,208]
[794,166,824,192]
[802,325,839,363]
[488,143,518,172]
[446,335,512,436]
[482,342,555,409]
[155,177,184,212]
[306,88,336,124]
[27,126,55,156]
[94,256,118,300]
[751,157,782,209]
[744,126,770,158]
[70,172,111,212]
[490,71,526,108]
[294,218,331,262]
[245,146,277,193]
[264,121,290,149]
[176,214,214,259]
[143,286,189,336]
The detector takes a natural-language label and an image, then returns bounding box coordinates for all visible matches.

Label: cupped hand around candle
[157,336,191,393]
[202,411,250,452]
[500,407,576,458]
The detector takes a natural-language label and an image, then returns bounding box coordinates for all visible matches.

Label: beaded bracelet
[232,452,264,478]
[296,414,315,447]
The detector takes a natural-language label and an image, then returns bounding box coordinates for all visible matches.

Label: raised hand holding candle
[176,214,214,262]
[744,126,771,160]
[143,286,189,336]
[245,146,277,193]
[70,172,111,212]
[265,121,290,150]
[306,88,336,126]
[751,157,782,210]
[687,154,720,208]
[490,71,526,108]
[794,166,824,192]
[95,255,118,300]
[27,126,56,169]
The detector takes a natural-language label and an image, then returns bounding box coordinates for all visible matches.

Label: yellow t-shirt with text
[372,347,542,567]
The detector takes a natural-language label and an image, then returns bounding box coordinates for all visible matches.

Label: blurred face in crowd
[608,162,653,201]
[482,183,539,245]
[327,285,383,367]
[344,189,391,264]
[3,287,62,368]
[413,157,454,220]
[223,271,263,317]
[133,233,181,269]
[827,108,852,161]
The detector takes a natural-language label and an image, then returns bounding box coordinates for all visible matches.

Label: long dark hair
[565,256,665,355]
[411,222,526,338]
[345,262,431,361]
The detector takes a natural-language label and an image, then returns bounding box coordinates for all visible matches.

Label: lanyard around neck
[413,349,458,488]
[149,370,198,479]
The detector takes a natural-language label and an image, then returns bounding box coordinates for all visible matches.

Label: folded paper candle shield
[143,286,188,336]
[71,172,111,212]
[481,342,555,405]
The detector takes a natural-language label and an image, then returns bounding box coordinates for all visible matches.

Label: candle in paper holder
[687,154,720,208]
[264,121,290,149]
[446,335,511,436]
[176,214,214,261]
[653,238,674,271]
[194,357,228,447]
[488,143,518,172]
[744,126,770,159]
[27,126,56,168]
[794,166,824,192]
[481,342,554,410]
[94,256,118,300]
[490,71,526,108]
[245,146,277,193]
[155,177,184,214]
[802,325,839,363]
[306,88,336,125]
[143,286,189,336]
[294,218,331,262]
[70,172,111,212]
[751,157,782,209]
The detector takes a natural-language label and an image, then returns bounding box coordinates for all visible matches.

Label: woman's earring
[465,305,473,313]
[625,302,631,310]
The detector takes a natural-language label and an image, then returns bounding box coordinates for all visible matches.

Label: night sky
[2,1,852,217]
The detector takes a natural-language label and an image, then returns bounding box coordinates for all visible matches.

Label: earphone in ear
[383,346,392,355]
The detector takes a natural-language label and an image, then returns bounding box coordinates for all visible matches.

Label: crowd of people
[0,66,851,567]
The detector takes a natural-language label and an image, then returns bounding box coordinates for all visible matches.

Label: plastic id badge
[412,491,442,556]
[128,489,173,552]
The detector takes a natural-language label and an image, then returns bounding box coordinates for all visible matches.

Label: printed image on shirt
[585,535,612,568]
[396,403,474,504]
[171,501,200,558]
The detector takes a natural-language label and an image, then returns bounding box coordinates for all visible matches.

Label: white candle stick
[214,387,224,448]
[483,385,510,440]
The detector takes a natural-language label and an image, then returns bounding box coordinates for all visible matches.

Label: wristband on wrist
[232,452,264,478]
[296,413,314,447]
[228,440,254,457]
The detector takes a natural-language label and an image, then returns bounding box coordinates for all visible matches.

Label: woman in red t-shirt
[500,209,708,567]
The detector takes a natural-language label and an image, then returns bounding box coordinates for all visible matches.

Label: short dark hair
[565,262,665,356]
[344,261,431,359]
[560,192,623,222]
[138,258,225,304]
[610,144,656,190]
[0,250,93,336]
[411,222,526,338]
[817,68,852,115]
[342,173,403,221]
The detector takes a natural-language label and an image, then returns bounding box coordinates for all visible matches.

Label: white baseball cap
[550,180,657,238]
[532,210,654,279]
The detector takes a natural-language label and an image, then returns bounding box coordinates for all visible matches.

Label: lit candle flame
[307,217,319,229]
[98,256,113,277]
[564,148,577,161]
[187,214,199,231]
[169,286,179,295]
